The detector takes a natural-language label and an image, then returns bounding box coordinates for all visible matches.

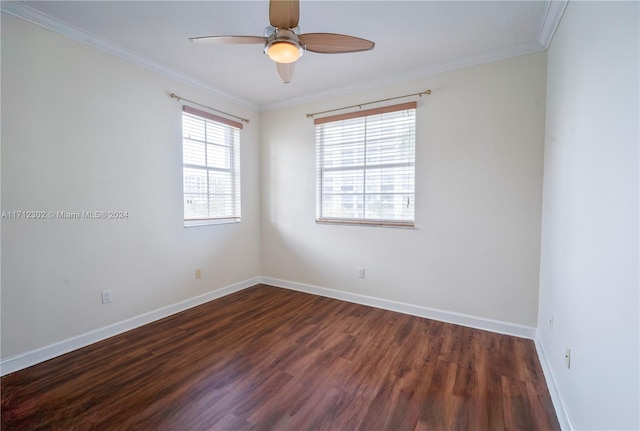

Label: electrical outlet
[101,289,112,304]
[357,267,365,278]
[195,268,202,279]
[565,347,571,369]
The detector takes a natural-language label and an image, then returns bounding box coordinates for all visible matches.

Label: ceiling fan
[189,0,375,83]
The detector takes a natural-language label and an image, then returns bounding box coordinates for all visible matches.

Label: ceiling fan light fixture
[266,40,303,64]
[191,0,374,82]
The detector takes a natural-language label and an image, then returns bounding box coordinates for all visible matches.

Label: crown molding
[0,1,260,111]
[264,0,563,112]
[2,0,563,112]
[538,0,569,49]
[261,39,546,111]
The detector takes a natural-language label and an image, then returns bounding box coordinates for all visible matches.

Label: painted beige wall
[537,2,639,429]
[1,14,262,358]
[260,51,547,327]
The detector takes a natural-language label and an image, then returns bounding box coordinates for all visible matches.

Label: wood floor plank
[1,284,560,430]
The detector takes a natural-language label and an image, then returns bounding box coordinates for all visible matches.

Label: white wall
[1,14,261,359]
[4,4,638,427]
[537,2,639,430]
[261,52,547,327]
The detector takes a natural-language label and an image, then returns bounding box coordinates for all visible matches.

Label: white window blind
[315,102,416,227]
[182,106,241,226]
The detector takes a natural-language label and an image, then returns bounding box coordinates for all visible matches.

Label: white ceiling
[4,1,561,110]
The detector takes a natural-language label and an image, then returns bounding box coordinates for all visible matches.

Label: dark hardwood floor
[1,284,560,430]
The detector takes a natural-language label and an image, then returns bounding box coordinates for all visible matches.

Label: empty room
[1,1,638,430]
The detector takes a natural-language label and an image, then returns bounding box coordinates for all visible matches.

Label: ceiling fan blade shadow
[276,62,295,83]
[299,33,375,53]
[269,0,300,29]
[190,36,266,44]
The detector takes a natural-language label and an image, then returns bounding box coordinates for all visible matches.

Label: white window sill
[316,218,416,229]
[184,218,240,227]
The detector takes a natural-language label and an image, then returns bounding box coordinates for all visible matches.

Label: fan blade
[299,33,375,53]
[276,62,295,83]
[269,0,299,29]
[190,36,266,44]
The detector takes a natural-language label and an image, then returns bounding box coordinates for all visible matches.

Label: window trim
[315,101,417,228]
[182,105,242,227]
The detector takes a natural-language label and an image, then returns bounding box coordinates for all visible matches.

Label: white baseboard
[0,277,260,376]
[260,277,537,340]
[1,276,538,377]
[3,276,565,427]
[534,336,574,430]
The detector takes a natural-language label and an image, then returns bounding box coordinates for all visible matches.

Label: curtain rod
[170,93,250,124]
[306,89,431,119]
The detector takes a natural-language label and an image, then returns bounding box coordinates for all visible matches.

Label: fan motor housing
[264,29,305,63]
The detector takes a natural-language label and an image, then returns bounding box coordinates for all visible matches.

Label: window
[315,102,416,227]
[182,106,241,226]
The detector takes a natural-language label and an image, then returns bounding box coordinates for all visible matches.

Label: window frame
[181,105,242,227]
[315,102,417,228]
